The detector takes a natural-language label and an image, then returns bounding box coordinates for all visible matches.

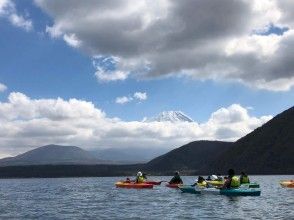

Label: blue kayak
[179,185,261,196]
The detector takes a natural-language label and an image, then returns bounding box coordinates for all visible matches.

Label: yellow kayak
[206,180,224,187]
[280,180,294,188]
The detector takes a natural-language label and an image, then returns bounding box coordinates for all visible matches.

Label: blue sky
[0,0,293,156]
[0,0,292,121]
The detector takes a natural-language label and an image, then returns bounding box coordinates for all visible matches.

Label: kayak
[165,183,182,188]
[179,185,261,196]
[121,180,161,185]
[280,180,294,188]
[207,180,260,188]
[145,181,162,185]
[241,183,260,188]
[115,181,153,189]
[206,180,224,187]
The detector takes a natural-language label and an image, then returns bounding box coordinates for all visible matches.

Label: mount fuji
[145,111,194,123]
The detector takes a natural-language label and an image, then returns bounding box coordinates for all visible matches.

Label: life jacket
[197,181,207,188]
[230,176,240,187]
[137,176,144,183]
[240,176,250,184]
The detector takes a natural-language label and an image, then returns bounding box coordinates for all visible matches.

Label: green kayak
[242,183,260,188]
[179,185,261,196]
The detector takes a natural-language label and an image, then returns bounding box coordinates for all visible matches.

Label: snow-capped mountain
[145,111,194,123]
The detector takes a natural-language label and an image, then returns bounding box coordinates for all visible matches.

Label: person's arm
[222,178,231,189]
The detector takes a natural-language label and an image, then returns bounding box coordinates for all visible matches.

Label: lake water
[0,175,293,219]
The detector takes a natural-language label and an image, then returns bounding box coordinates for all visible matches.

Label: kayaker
[222,169,240,189]
[136,171,145,183]
[240,172,250,184]
[192,176,207,187]
[169,171,183,184]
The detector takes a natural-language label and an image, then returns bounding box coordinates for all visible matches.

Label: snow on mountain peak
[144,111,194,122]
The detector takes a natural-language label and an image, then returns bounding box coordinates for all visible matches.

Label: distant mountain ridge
[0,144,111,166]
[145,111,194,122]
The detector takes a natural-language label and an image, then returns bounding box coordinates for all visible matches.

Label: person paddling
[222,169,240,189]
[169,171,183,184]
[240,171,250,184]
[136,171,145,183]
[192,176,207,187]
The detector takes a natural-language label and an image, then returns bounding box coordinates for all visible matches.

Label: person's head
[228,169,235,177]
[137,171,142,177]
[241,171,246,176]
[198,176,204,182]
[174,171,179,176]
[126,177,130,181]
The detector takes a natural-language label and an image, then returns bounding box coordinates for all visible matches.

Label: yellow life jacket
[197,181,207,188]
[231,176,240,187]
[241,176,249,184]
[137,176,144,183]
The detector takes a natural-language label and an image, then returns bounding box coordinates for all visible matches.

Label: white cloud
[0,0,32,31]
[0,92,272,157]
[115,96,133,104]
[115,92,147,104]
[134,92,147,101]
[35,0,294,90]
[8,13,32,31]
[63,33,81,48]
[0,83,7,92]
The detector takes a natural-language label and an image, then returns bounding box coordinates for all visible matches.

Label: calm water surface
[0,175,293,219]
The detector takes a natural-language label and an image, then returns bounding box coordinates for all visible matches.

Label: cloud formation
[35,0,294,91]
[0,0,32,31]
[0,83,7,92]
[115,96,132,104]
[115,92,147,104]
[0,92,272,157]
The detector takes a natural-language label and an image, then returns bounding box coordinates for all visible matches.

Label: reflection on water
[0,175,293,219]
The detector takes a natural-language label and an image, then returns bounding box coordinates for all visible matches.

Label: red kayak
[121,180,162,185]
[165,183,182,188]
[115,181,153,189]
[145,181,162,185]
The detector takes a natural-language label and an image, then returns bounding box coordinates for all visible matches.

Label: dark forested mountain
[0,144,110,166]
[212,106,294,174]
[144,141,234,174]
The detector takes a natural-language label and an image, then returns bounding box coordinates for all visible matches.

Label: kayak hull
[280,180,294,188]
[179,185,261,196]
[241,183,260,188]
[220,188,261,196]
[115,182,153,189]
[145,181,161,185]
[166,184,182,188]
[179,185,200,194]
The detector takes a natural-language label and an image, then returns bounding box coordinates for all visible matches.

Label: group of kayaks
[115,180,263,196]
[115,179,294,196]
